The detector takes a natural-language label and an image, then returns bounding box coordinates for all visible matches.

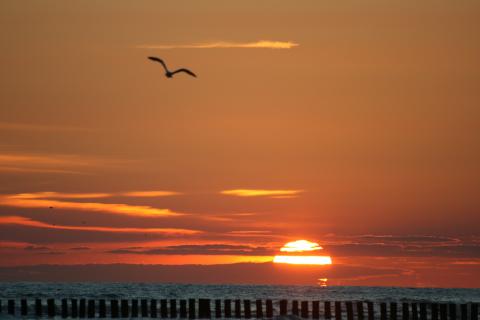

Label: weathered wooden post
[312,301,320,319]
[99,299,106,318]
[449,304,456,320]
[71,299,78,318]
[180,300,187,318]
[161,299,169,318]
[80,298,86,318]
[419,303,427,320]
[412,304,418,320]
[121,299,129,318]
[380,303,387,320]
[111,300,120,318]
[357,302,364,320]
[151,299,158,318]
[215,299,222,318]
[244,300,252,319]
[235,300,241,318]
[8,300,15,315]
[256,300,263,318]
[301,301,309,319]
[47,298,56,317]
[431,304,439,320]
[87,299,95,318]
[36,299,43,317]
[325,302,332,319]
[0,300,2,314]
[131,299,138,318]
[225,299,232,318]
[346,301,353,320]
[440,304,447,320]
[402,303,409,320]
[141,299,148,318]
[170,299,177,318]
[292,301,299,316]
[61,298,68,318]
[188,299,196,319]
[21,299,28,316]
[461,304,467,320]
[367,302,374,320]
[266,300,273,319]
[280,300,287,316]
[200,299,211,319]
[471,304,478,320]
[335,301,342,320]
[391,303,398,320]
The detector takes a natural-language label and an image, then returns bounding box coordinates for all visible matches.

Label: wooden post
[256,300,264,318]
[131,299,138,318]
[180,300,187,319]
[440,304,448,320]
[99,299,106,318]
[111,300,119,318]
[235,300,241,318]
[346,301,353,320]
[335,302,342,320]
[216,299,222,318]
[47,298,56,317]
[431,304,439,320]
[391,303,398,320]
[471,304,478,320]
[412,304,418,320]
[141,299,148,318]
[21,299,28,316]
[61,299,68,318]
[71,299,78,318]
[88,299,95,318]
[380,303,387,320]
[461,305,467,320]
[367,302,374,320]
[293,301,299,316]
[244,300,251,319]
[0,300,2,314]
[80,299,86,318]
[225,300,232,318]
[420,303,427,320]
[161,299,169,318]
[312,301,320,319]
[402,303,409,320]
[188,299,196,319]
[8,300,14,315]
[301,301,309,319]
[151,299,158,318]
[120,300,127,318]
[280,300,287,316]
[199,299,211,318]
[266,300,273,319]
[325,302,332,320]
[36,299,43,317]
[449,304,456,320]
[171,299,177,318]
[357,302,364,320]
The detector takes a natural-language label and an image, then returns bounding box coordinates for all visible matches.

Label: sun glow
[273,240,332,265]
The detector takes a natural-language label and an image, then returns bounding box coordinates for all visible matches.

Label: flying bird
[147,57,197,78]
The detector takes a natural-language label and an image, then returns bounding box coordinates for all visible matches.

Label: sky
[0,0,479,287]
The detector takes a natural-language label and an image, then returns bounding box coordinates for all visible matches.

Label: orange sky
[0,0,479,287]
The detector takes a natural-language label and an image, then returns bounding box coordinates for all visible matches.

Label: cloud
[0,192,182,218]
[121,191,180,197]
[137,40,298,50]
[221,189,303,198]
[23,245,51,251]
[108,244,275,256]
[68,246,91,251]
[0,216,201,235]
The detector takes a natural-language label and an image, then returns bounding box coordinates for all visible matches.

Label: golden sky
[0,0,479,287]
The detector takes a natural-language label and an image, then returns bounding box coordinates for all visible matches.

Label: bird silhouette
[148,57,197,78]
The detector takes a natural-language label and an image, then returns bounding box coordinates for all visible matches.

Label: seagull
[147,57,197,78]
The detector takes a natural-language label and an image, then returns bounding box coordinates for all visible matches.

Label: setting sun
[273,240,332,265]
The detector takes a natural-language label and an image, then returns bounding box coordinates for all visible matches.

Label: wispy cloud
[121,191,180,197]
[137,40,298,50]
[221,189,304,198]
[0,216,200,235]
[108,244,274,256]
[0,192,182,218]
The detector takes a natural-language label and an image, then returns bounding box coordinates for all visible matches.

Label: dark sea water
[1,282,479,302]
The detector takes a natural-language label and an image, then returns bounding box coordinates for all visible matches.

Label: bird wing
[171,68,197,78]
[147,56,168,72]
